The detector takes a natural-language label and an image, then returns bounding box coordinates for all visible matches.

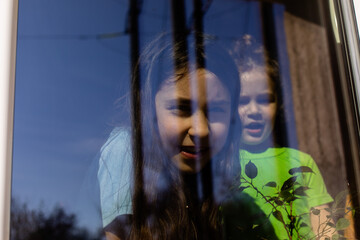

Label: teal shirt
[98,128,133,227]
[240,148,333,239]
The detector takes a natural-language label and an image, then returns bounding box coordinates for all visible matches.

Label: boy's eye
[256,94,276,105]
[239,96,250,105]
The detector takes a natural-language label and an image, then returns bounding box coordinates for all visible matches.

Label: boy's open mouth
[245,122,264,136]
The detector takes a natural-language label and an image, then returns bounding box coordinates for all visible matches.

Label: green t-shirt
[239,147,333,240]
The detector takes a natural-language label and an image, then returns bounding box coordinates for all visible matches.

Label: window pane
[10,0,360,239]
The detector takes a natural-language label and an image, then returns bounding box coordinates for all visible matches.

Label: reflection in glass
[99,34,277,239]
[11,0,359,239]
[233,37,333,239]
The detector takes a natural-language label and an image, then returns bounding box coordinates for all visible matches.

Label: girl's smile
[155,68,231,173]
[180,146,210,159]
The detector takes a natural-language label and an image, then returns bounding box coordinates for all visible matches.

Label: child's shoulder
[99,127,132,167]
[280,147,310,157]
[278,147,314,165]
[240,147,315,167]
[101,127,131,153]
[240,147,310,158]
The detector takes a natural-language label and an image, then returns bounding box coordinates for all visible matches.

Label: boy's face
[155,69,231,173]
[238,69,277,147]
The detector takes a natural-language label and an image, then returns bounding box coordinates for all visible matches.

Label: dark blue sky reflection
[12,0,270,231]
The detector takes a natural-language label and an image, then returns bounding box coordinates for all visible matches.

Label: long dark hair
[129,33,240,240]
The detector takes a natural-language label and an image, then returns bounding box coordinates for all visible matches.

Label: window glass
[12,1,129,238]
[11,0,360,239]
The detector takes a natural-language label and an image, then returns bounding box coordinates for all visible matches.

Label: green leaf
[281,176,297,191]
[332,234,340,240]
[327,222,336,228]
[268,196,277,202]
[294,186,309,196]
[263,181,277,188]
[279,189,292,199]
[311,208,320,215]
[245,161,258,179]
[288,166,314,175]
[335,218,350,230]
[325,207,332,213]
[334,208,345,216]
[300,222,308,227]
[285,196,298,203]
[274,199,284,206]
[238,186,249,192]
[296,215,304,222]
[272,210,284,223]
[334,190,348,207]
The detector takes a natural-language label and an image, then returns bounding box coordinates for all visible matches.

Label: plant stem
[241,177,292,239]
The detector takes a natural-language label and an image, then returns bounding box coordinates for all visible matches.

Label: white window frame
[353,0,360,36]
[341,0,360,106]
[0,0,18,239]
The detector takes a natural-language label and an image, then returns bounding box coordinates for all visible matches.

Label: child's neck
[242,139,276,154]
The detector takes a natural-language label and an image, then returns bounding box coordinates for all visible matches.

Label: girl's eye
[168,105,191,116]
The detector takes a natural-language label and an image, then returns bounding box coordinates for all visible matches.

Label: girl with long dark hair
[100,34,240,240]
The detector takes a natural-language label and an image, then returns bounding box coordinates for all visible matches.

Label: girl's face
[155,69,231,173]
[238,68,277,147]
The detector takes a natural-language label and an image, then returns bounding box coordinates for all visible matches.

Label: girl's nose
[188,111,209,138]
